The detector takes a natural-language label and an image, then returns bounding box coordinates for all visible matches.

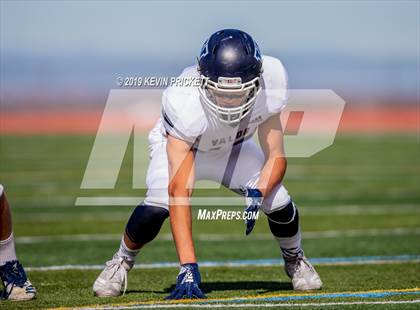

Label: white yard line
[25,255,420,271]
[15,227,420,244]
[16,234,122,243]
[76,299,420,309]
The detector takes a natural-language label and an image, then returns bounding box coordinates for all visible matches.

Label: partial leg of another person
[0,184,37,300]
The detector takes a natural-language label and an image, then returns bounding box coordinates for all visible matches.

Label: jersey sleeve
[161,83,207,143]
[262,55,289,114]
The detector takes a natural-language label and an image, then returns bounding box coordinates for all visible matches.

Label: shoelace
[1,262,26,287]
[294,256,315,277]
[288,252,304,275]
[105,257,128,295]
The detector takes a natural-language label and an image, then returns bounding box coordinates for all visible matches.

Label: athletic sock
[275,229,304,261]
[267,201,304,261]
[0,233,18,266]
[114,236,140,264]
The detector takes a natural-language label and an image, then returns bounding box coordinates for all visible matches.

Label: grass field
[0,133,419,309]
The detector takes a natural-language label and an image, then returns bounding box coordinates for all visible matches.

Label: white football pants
[143,135,291,214]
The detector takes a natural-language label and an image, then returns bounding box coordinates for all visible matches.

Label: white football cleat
[3,279,36,301]
[285,254,322,290]
[0,260,37,301]
[93,255,133,297]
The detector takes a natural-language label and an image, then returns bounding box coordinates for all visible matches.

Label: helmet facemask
[198,75,262,125]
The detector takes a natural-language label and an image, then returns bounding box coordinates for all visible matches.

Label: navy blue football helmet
[197,29,263,124]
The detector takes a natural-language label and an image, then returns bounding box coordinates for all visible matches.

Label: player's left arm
[242,113,286,235]
[257,112,287,196]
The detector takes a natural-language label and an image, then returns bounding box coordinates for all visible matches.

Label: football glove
[242,187,263,235]
[165,263,206,300]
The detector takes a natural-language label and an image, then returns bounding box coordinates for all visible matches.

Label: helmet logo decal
[253,40,262,62]
[200,39,209,59]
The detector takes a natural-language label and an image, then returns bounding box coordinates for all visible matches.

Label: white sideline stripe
[197,227,420,241]
[25,256,420,271]
[78,299,420,309]
[301,205,420,215]
[15,227,420,244]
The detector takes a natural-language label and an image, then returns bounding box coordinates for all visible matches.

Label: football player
[93,29,322,299]
[0,184,37,300]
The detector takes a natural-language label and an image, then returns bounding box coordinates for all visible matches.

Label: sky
[1,0,419,105]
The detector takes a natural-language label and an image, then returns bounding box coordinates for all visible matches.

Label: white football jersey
[150,55,288,152]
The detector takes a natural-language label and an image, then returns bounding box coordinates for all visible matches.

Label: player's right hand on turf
[165,263,207,300]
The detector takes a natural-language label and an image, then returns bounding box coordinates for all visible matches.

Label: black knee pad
[267,200,299,238]
[125,203,169,245]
